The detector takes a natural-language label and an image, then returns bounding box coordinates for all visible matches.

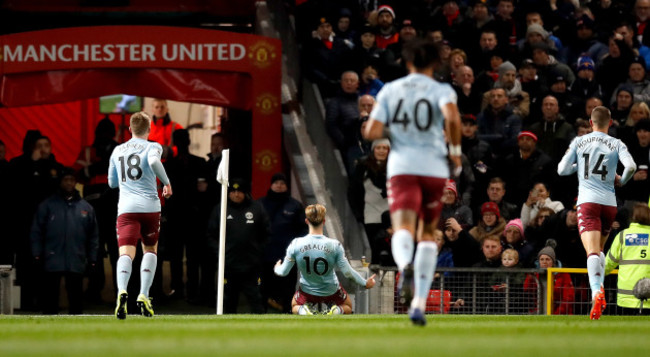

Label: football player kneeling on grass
[274,204,376,315]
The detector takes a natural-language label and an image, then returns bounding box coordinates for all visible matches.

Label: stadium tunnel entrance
[0,25,282,197]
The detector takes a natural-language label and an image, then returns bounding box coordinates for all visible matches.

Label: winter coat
[30,191,99,274]
[469,217,507,242]
[529,115,576,164]
[259,190,307,263]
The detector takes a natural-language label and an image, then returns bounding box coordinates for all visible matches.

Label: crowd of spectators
[307,0,650,275]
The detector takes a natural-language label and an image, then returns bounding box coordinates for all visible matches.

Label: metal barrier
[546,268,622,316]
[0,265,13,315]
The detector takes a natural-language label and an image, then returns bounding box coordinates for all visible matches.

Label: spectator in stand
[492,0,519,58]
[547,69,580,124]
[636,0,650,47]
[460,1,494,56]
[163,129,210,303]
[610,85,635,124]
[358,64,384,97]
[502,218,535,267]
[519,59,544,124]
[474,235,504,269]
[519,24,558,63]
[347,95,374,171]
[523,207,556,251]
[454,65,482,116]
[348,24,383,75]
[520,182,565,227]
[259,173,307,313]
[206,133,225,205]
[448,49,468,84]
[432,0,466,49]
[434,40,455,83]
[562,15,608,70]
[477,87,522,157]
[438,180,473,231]
[305,16,350,98]
[485,177,518,222]
[610,57,650,106]
[461,115,494,207]
[471,29,500,75]
[481,61,530,119]
[474,49,507,96]
[575,118,593,136]
[73,118,119,303]
[334,8,355,50]
[443,217,482,267]
[524,242,575,315]
[569,56,603,109]
[348,138,390,262]
[529,95,576,164]
[433,229,454,278]
[149,99,183,160]
[469,202,507,242]
[524,12,564,56]
[374,5,398,50]
[207,178,270,314]
[500,131,554,207]
[540,207,584,268]
[31,168,99,314]
[598,33,636,101]
[618,102,650,146]
[615,21,650,69]
[382,18,418,82]
[619,119,650,210]
[325,71,360,173]
[575,97,603,123]
[531,42,575,91]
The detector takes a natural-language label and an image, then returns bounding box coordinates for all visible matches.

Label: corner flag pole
[216,149,229,315]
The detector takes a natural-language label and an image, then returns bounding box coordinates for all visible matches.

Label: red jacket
[524,272,575,315]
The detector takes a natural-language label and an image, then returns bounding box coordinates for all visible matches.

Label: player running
[108,111,172,319]
[274,204,376,315]
[363,39,462,325]
[557,106,636,320]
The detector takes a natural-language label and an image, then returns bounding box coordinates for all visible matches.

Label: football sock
[599,252,606,288]
[140,252,157,297]
[412,241,438,311]
[586,254,601,300]
[116,255,133,294]
[392,229,414,271]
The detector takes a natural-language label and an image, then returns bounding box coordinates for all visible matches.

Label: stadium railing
[366,266,624,316]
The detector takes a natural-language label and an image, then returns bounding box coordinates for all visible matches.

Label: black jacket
[30,190,99,274]
[207,196,271,274]
[258,190,307,263]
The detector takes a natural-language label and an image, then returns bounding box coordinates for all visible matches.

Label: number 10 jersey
[369,72,457,179]
[108,138,164,215]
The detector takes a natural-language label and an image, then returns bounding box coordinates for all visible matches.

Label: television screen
[99,94,142,114]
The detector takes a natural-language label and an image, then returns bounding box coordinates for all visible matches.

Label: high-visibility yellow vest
[605,223,650,309]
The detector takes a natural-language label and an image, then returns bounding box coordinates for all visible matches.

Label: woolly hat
[377,5,395,19]
[444,179,458,198]
[517,131,538,142]
[537,240,557,265]
[371,138,391,151]
[576,56,594,72]
[270,172,287,185]
[504,218,525,238]
[498,61,516,77]
[531,41,550,53]
[481,201,500,218]
[635,119,650,132]
[526,24,548,39]
[617,84,635,97]
[631,56,647,71]
[229,178,249,192]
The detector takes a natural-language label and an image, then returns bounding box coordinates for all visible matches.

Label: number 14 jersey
[370,72,457,179]
[558,131,634,207]
[108,138,163,215]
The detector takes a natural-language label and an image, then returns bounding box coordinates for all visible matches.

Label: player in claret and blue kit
[558,106,636,320]
[274,204,376,315]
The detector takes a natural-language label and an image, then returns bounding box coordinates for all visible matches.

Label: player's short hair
[402,39,441,70]
[502,248,519,262]
[306,204,327,226]
[130,112,151,136]
[590,106,611,128]
[631,203,650,226]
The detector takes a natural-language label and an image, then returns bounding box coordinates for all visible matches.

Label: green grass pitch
[1,314,649,357]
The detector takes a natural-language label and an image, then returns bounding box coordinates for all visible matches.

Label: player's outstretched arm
[557,140,578,176]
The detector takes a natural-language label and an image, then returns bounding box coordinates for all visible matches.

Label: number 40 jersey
[108,138,167,215]
[369,72,457,179]
[557,131,636,207]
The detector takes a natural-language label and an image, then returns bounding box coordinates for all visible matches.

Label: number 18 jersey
[559,131,633,207]
[108,138,163,215]
[370,73,457,179]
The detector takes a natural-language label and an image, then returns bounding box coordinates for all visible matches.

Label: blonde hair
[130,112,151,137]
[449,49,467,64]
[502,248,519,263]
[305,204,327,226]
[590,106,611,128]
[626,102,650,127]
